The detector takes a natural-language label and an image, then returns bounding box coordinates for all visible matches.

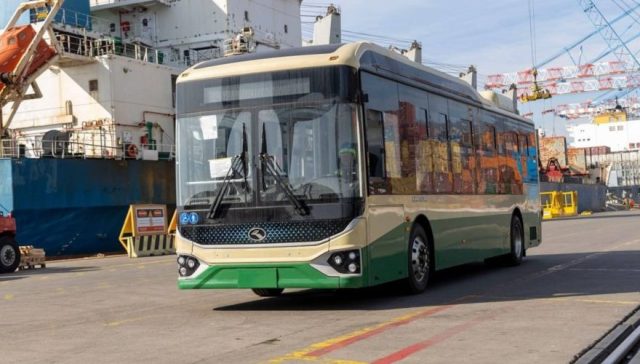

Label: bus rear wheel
[404,225,431,294]
[505,215,524,266]
[251,288,284,297]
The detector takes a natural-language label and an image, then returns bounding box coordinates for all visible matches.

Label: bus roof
[178,42,532,125]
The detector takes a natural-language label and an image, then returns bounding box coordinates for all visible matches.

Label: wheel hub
[0,244,16,267]
[411,237,429,282]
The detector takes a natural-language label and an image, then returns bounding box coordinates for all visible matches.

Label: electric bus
[175,42,541,296]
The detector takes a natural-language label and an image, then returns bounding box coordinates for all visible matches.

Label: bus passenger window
[366,109,385,180]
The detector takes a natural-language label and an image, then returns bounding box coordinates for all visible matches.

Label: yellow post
[168,209,177,235]
[118,206,135,251]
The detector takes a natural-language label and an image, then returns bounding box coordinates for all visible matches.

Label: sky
[301,1,640,138]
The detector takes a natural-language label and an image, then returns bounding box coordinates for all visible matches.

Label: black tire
[0,236,20,274]
[251,288,284,297]
[505,215,525,266]
[404,225,432,294]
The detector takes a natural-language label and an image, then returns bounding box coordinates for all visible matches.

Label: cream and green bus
[175,42,542,296]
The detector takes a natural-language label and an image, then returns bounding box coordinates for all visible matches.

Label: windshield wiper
[260,124,309,216]
[207,123,250,220]
[207,155,242,219]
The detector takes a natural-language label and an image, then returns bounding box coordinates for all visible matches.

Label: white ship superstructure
[568,119,640,152]
[2,0,302,159]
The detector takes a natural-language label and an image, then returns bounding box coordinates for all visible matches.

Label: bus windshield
[176,66,362,215]
[177,101,361,211]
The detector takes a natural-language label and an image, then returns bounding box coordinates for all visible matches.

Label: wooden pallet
[18,246,46,270]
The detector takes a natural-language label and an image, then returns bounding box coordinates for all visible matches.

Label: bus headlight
[177,255,200,277]
[328,249,360,274]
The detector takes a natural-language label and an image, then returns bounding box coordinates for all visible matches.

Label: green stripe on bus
[178,263,367,290]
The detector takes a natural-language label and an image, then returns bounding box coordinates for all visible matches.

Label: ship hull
[0,158,175,256]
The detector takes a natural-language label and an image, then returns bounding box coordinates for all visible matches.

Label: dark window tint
[362,73,399,194]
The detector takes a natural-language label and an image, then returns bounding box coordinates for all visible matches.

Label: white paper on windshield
[200,115,218,140]
[209,157,232,179]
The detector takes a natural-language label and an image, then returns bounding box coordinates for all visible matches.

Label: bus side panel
[366,203,408,286]
[429,215,506,270]
[523,181,542,249]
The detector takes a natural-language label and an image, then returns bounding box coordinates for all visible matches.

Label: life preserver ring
[126,144,138,158]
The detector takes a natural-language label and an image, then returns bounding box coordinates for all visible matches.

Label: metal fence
[0,137,175,161]
[35,8,184,67]
[587,151,640,187]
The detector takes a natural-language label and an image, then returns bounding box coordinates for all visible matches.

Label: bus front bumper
[178,262,366,290]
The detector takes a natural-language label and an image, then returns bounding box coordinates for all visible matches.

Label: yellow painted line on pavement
[478,294,639,307]
[107,259,174,269]
[4,293,14,301]
[266,357,367,364]
[104,316,155,327]
[268,302,462,364]
[572,298,639,306]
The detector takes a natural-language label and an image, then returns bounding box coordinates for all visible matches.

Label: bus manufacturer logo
[248,228,267,242]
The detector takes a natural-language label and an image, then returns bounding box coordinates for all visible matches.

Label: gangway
[0,0,64,136]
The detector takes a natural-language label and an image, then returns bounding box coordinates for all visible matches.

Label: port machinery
[485,1,640,110]
[0,0,62,272]
[0,0,63,137]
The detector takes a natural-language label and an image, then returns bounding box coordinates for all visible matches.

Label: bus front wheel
[404,225,431,294]
[505,216,524,266]
[251,288,284,297]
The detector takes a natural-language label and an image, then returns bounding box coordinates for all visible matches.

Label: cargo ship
[0,0,307,255]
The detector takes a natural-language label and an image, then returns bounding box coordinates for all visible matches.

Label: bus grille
[179,219,352,245]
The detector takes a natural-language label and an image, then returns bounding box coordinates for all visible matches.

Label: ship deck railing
[0,138,175,161]
[27,7,186,68]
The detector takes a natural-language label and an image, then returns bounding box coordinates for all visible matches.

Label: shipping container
[567,147,587,174]
[588,146,611,155]
[539,136,568,167]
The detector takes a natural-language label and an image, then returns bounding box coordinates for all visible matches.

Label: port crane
[487,0,640,117]
[0,0,63,138]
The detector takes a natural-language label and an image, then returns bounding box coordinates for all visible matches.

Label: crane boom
[0,0,64,136]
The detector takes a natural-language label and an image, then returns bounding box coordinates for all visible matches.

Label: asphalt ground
[1,211,640,363]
